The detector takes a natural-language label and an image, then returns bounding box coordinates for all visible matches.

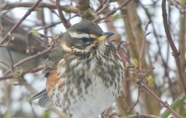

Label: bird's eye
[81,37,94,42]
[81,37,88,42]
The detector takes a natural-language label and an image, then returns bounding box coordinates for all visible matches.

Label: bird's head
[60,21,114,54]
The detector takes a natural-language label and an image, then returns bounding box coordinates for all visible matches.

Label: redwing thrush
[30,21,124,118]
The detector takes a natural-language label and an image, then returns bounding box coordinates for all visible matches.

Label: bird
[30,21,124,118]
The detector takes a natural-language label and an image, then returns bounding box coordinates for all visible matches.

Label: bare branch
[138,81,183,118]
[139,21,151,72]
[0,1,79,13]
[0,0,43,45]
[94,0,132,22]
[56,0,71,29]
[162,0,186,93]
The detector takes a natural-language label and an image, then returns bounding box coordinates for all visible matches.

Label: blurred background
[0,0,186,118]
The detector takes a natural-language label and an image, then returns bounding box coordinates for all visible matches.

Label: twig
[0,0,42,45]
[40,8,47,37]
[95,0,106,12]
[0,16,3,31]
[96,0,109,14]
[56,0,71,29]
[15,48,50,67]
[139,1,175,97]
[167,0,186,13]
[4,47,14,71]
[128,87,140,113]
[138,21,151,72]
[138,81,183,118]
[120,114,161,118]
[36,21,61,30]
[94,0,132,22]
[162,0,186,93]
[0,65,44,81]
[0,75,12,80]
[0,61,10,69]
[0,2,79,13]
[1,47,51,78]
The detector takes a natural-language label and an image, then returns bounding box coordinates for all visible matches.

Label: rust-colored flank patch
[46,69,60,93]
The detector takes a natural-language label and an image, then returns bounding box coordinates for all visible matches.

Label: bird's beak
[96,32,114,42]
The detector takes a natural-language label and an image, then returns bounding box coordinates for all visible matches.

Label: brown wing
[42,37,66,77]
[30,34,66,107]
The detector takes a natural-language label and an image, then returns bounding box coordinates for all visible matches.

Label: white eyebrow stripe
[69,31,98,39]
[69,31,89,38]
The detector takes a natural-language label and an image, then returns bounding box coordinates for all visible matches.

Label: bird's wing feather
[42,36,66,76]
[30,89,52,108]
[30,89,47,101]
[30,34,66,107]
[38,92,53,108]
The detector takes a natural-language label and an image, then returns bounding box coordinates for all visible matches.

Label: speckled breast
[48,49,124,117]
